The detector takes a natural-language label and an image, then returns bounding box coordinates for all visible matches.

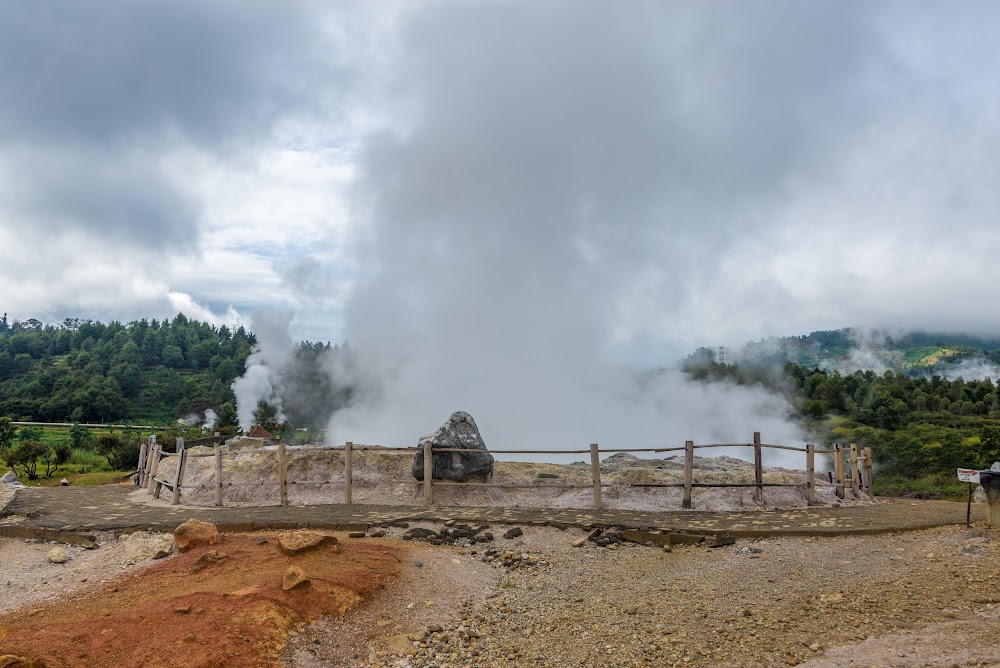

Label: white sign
[958,468,980,483]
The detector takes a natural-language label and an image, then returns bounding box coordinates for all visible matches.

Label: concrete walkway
[0,485,986,546]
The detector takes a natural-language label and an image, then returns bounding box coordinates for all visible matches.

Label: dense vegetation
[0,313,254,424]
[683,351,1000,497]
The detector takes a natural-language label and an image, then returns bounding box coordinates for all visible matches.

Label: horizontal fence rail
[135,431,875,511]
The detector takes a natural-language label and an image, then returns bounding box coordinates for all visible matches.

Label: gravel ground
[344,524,1000,668]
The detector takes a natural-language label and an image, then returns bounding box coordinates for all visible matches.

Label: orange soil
[0,534,406,667]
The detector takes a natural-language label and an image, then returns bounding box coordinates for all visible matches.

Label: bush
[69,448,106,473]
[96,433,141,472]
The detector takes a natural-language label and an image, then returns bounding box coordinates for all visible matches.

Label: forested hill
[702,328,1000,376]
[0,314,255,425]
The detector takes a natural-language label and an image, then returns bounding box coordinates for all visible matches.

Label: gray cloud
[0,1,348,250]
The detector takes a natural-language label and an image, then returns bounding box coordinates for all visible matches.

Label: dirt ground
[3,522,1000,667]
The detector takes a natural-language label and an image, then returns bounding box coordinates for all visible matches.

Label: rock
[571,538,587,547]
[46,548,68,564]
[0,656,47,668]
[174,519,220,553]
[276,530,339,555]
[370,529,386,538]
[402,528,438,541]
[503,528,524,540]
[411,411,495,482]
[121,531,175,563]
[282,566,310,591]
[348,531,366,538]
[537,473,560,479]
[59,479,69,486]
[736,547,763,556]
[961,543,988,557]
[190,550,228,573]
[384,634,417,656]
[0,471,17,484]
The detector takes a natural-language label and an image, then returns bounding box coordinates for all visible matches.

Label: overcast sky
[1,1,999,365]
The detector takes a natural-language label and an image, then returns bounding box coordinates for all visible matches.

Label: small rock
[348,531,366,539]
[282,566,310,591]
[503,528,524,540]
[190,550,228,573]
[961,543,988,557]
[174,519,220,553]
[276,530,339,555]
[175,605,192,614]
[370,529,386,538]
[47,548,68,564]
[384,634,417,656]
[571,538,587,547]
[59,478,69,486]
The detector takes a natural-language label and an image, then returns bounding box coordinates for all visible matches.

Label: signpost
[958,468,981,527]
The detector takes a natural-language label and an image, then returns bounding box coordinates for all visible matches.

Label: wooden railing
[135,431,875,510]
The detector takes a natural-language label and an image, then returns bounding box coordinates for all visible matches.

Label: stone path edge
[0,486,987,548]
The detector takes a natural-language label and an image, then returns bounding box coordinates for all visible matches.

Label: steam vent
[412,411,495,482]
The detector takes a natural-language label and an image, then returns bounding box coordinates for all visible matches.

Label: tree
[43,441,72,479]
[0,417,15,455]
[4,440,47,480]
[70,423,94,449]
[215,402,240,436]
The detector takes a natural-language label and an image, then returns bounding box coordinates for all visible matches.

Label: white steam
[231,310,295,431]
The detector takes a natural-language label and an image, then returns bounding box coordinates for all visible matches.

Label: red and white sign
[958,468,980,483]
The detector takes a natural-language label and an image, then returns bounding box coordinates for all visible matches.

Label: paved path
[0,485,986,545]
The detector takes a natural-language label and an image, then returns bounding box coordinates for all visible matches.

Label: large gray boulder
[1,470,18,485]
[412,411,494,482]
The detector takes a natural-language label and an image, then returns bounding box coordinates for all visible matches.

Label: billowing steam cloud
[318,3,830,462]
[231,310,295,431]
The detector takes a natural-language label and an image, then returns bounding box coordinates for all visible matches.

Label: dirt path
[1,485,984,542]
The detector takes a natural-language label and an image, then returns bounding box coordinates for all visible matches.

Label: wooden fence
[135,431,874,510]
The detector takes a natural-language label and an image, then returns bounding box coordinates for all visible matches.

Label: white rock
[47,547,69,564]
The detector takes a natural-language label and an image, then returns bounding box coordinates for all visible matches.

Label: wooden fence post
[213,443,223,507]
[590,443,602,510]
[137,439,148,487]
[862,446,874,496]
[146,444,160,495]
[278,440,288,507]
[344,441,353,505]
[806,443,815,504]
[682,440,694,509]
[834,443,845,498]
[850,443,860,495]
[753,432,763,506]
[423,441,433,504]
[171,438,186,505]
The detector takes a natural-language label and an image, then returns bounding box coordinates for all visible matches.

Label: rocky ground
[321,523,1000,668]
[4,510,1000,667]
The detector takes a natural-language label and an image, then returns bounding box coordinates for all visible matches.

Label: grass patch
[26,471,131,487]
[874,472,969,501]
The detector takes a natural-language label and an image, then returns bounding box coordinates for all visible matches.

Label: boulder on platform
[411,411,494,482]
